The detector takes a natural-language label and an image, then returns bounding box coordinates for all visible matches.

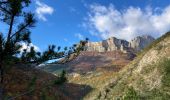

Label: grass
[162,59,170,87]
[69,70,119,99]
[94,32,170,99]
[4,66,70,100]
[41,64,68,74]
[123,58,170,99]
[123,87,139,100]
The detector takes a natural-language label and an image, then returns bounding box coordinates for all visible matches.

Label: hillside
[94,32,170,99]
[40,51,135,74]
[67,51,135,73]
[3,65,92,100]
[39,35,155,100]
[41,35,154,75]
[37,32,170,100]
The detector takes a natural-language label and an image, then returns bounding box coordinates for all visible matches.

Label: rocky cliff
[129,35,155,51]
[85,35,155,53]
[85,37,129,53]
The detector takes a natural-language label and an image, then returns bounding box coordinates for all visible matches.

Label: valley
[1,1,170,100]
[39,34,163,99]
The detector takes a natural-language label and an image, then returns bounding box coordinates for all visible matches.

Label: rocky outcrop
[85,37,129,53]
[86,41,105,52]
[129,35,155,51]
[85,35,155,53]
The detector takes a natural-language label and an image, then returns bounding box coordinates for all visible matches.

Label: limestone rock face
[85,37,129,52]
[85,35,155,53]
[86,41,105,52]
[129,35,155,51]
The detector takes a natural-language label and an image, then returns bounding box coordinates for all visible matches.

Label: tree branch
[10,23,30,39]
[0,1,8,4]
[0,6,10,14]
[0,0,10,13]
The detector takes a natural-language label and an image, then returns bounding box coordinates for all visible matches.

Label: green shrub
[54,70,67,85]
[123,87,139,100]
[162,59,170,87]
[28,76,37,90]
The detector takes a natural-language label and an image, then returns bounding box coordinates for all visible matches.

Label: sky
[1,0,170,51]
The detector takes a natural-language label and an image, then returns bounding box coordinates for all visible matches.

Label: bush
[54,70,67,85]
[123,87,139,100]
[162,59,170,87]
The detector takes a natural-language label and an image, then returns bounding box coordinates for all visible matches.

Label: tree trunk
[7,15,14,43]
[0,63,4,100]
[0,65,3,84]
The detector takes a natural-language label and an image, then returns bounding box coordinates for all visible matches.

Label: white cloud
[85,4,170,40]
[75,33,85,40]
[35,0,54,21]
[20,42,40,52]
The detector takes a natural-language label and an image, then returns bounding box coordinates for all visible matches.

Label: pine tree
[0,0,88,99]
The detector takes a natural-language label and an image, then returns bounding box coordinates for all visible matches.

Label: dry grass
[4,65,92,100]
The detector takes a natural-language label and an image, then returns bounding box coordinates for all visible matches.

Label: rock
[129,35,155,51]
[85,35,155,53]
[86,41,105,52]
[70,73,80,78]
[85,37,129,53]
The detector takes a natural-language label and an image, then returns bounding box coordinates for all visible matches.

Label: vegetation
[123,87,139,100]
[0,0,88,99]
[162,59,170,87]
[91,31,170,99]
[54,70,67,85]
[137,32,170,56]
[27,76,37,91]
[0,0,169,99]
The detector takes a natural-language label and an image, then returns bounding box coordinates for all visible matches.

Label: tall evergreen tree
[0,0,35,85]
[0,0,88,99]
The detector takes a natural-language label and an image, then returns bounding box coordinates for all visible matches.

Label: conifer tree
[0,0,88,99]
[0,0,36,84]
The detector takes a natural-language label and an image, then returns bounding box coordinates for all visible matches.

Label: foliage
[0,0,88,99]
[54,70,67,85]
[123,87,139,100]
[0,0,88,78]
[0,0,35,64]
[28,76,37,90]
[161,59,170,87]
[0,0,88,64]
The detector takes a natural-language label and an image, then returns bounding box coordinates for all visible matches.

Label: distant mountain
[85,37,129,53]
[129,35,155,52]
[41,35,155,74]
[85,35,155,53]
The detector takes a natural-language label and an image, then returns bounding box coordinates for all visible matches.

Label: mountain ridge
[85,35,155,53]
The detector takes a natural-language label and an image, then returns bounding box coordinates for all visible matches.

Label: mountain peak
[130,35,155,51]
[85,35,155,53]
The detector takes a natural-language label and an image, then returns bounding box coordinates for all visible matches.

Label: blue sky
[1,0,170,51]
